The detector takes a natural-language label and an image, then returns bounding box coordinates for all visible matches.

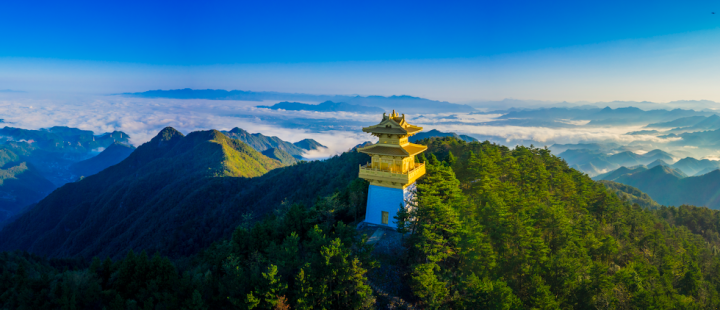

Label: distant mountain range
[0,127,132,222]
[664,128,720,149]
[124,88,476,113]
[548,142,621,154]
[490,106,716,127]
[595,164,720,209]
[469,99,720,111]
[0,127,368,259]
[70,142,136,177]
[221,127,326,159]
[0,154,55,222]
[647,115,720,131]
[0,126,129,156]
[558,148,675,177]
[257,101,384,114]
[410,129,478,143]
[670,157,720,176]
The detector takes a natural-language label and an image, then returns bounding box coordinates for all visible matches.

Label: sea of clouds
[0,93,374,158]
[0,92,708,160]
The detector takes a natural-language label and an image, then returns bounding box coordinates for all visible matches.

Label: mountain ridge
[257,101,384,114]
[596,164,720,208]
[123,88,477,113]
[221,127,325,159]
[0,127,366,259]
[70,142,136,177]
[409,129,477,143]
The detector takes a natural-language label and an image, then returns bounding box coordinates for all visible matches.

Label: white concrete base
[363,183,416,228]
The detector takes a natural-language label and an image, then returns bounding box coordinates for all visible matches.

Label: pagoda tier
[357,110,427,189]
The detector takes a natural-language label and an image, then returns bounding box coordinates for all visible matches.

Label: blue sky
[2,0,720,102]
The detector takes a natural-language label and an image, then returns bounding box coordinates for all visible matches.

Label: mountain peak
[152,127,184,144]
[647,159,669,168]
[229,127,249,134]
[294,139,326,150]
[646,164,687,178]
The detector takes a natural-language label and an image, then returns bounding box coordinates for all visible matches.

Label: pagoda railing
[359,162,425,175]
[358,163,426,186]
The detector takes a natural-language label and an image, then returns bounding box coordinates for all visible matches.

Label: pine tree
[184,290,208,310]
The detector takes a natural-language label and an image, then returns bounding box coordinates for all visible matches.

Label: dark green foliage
[400,137,720,308]
[599,180,661,209]
[261,147,298,166]
[409,129,478,143]
[9,135,720,309]
[0,178,374,309]
[192,188,375,309]
[654,204,720,250]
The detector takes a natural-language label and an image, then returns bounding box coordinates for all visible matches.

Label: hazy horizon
[3,1,720,104]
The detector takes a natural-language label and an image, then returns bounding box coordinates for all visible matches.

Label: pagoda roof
[358,143,428,157]
[362,110,423,136]
[363,126,422,135]
[403,144,428,156]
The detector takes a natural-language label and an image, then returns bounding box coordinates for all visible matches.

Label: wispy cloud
[425,122,680,146]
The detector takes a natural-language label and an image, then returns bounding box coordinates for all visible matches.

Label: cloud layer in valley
[2,92,717,160]
[0,93,374,159]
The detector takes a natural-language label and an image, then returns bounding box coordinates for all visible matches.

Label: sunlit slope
[0,127,367,259]
[221,127,325,159]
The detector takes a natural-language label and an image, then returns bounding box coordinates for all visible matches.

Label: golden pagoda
[358,110,427,226]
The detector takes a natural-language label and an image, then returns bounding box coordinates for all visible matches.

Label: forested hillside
[5,137,720,309]
[409,129,477,143]
[598,180,661,209]
[394,137,720,308]
[221,127,325,159]
[0,127,365,260]
[0,179,373,309]
[70,142,135,177]
[0,159,55,221]
[261,147,298,165]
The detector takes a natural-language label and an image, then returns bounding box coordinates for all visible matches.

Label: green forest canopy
[4,137,720,309]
